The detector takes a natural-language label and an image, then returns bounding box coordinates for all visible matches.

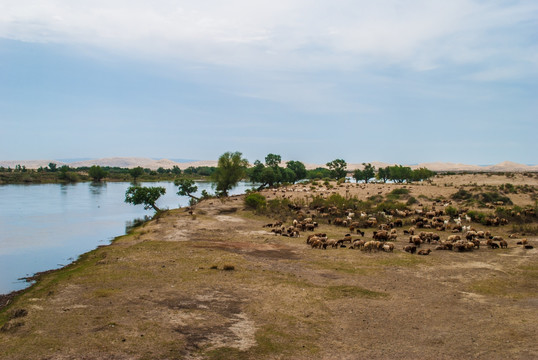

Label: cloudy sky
[1,0,536,165]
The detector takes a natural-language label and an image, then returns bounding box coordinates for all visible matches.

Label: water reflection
[125,216,152,234]
[89,182,107,196]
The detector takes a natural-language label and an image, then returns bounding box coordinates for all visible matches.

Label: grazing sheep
[363,241,378,252]
[447,235,461,242]
[382,242,395,252]
[325,239,339,248]
[310,239,325,249]
[409,235,422,247]
[417,249,431,255]
[465,231,478,241]
[403,245,417,254]
[499,239,508,249]
[486,239,500,249]
[373,230,389,241]
[351,239,365,250]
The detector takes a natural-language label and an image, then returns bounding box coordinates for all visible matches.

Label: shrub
[244,192,266,210]
[406,196,418,205]
[387,188,410,200]
[452,189,472,201]
[467,210,489,224]
[478,192,513,205]
[445,206,459,218]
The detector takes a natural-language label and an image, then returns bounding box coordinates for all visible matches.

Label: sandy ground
[1,173,537,359]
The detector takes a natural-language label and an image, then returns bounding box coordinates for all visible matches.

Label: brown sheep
[499,239,508,249]
[403,245,417,254]
[382,242,395,252]
[447,235,461,242]
[409,235,422,247]
[351,239,365,249]
[362,241,378,252]
[325,239,339,248]
[417,249,431,255]
[373,230,389,241]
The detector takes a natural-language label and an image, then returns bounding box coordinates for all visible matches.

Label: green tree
[326,159,347,180]
[411,167,435,182]
[125,186,166,212]
[129,166,145,181]
[376,167,390,183]
[260,166,277,187]
[48,163,58,172]
[212,151,248,196]
[353,163,376,183]
[88,165,108,181]
[247,160,266,184]
[265,153,282,168]
[171,166,182,175]
[175,178,200,201]
[387,165,413,183]
[286,160,307,183]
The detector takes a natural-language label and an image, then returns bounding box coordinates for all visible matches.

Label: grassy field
[1,173,537,359]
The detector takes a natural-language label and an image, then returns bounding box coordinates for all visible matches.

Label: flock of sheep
[262,207,533,255]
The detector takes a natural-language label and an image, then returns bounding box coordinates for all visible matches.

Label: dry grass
[1,174,537,359]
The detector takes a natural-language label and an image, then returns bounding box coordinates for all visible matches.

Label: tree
[129,166,145,181]
[265,153,282,168]
[125,186,166,212]
[376,167,390,183]
[247,160,266,184]
[171,166,182,175]
[175,178,199,201]
[212,151,248,196]
[88,165,108,181]
[411,167,435,182]
[387,165,413,183]
[286,160,307,183]
[48,163,58,172]
[260,166,277,187]
[353,163,376,183]
[326,159,347,180]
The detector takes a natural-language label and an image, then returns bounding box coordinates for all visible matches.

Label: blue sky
[0,0,537,165]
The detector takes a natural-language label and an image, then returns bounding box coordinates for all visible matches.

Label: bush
[406,196,418,205]
[467,210,489,224]
[387,188,410,200]
[244,192,266,210]
[445,206,459,218]
[451,189,472,201]
[478,192,513,205]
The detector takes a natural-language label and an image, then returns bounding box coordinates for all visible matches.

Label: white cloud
[1,0,537,74]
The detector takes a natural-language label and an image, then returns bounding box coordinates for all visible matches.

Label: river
[0,181,255,294]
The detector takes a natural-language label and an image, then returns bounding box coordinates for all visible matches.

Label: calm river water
[0,181,254,294]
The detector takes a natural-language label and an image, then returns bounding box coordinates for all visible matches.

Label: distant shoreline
[1,157,537,172]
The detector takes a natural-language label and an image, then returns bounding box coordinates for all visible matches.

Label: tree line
[124,152,436,213]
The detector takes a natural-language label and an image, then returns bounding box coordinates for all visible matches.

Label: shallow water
[0,181,254,294]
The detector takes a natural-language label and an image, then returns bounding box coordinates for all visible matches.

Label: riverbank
[1,176,537,359]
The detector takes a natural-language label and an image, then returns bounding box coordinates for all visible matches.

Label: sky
[0,0,537,165]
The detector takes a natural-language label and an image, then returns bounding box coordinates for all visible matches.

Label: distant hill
[1,157,537,172]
